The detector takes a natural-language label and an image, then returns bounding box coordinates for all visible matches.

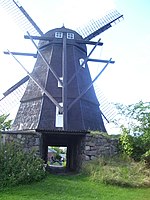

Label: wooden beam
[24,36,103,46]
[12,0,43,36]
[68,38,101,85]
[26,31,63,87]
[62,35,68,130]
[68,59,112,111]
[3,76,29,97]
[88,58,115,64]
[24,35,53,41]
[4,51,37,58]
[76,40,103,46]
[7,50,63,112]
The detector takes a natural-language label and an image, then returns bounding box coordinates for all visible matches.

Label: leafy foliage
[114,101,150,163]
[51,146,64,160]
[0,114,12,131]
[119,127,133,156]
[0,142,46,188]
[0,114,46,188]
[142,150,150,167]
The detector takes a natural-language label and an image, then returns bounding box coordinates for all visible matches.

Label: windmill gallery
[0,0,123,172]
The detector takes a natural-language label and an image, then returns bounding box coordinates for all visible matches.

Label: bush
[82,156,150,188]
[0,141,46,188]
[119,128,146,161]
[119,127,133,157]
[114,101,150,162]
[0,114,12,131]
[142,150,150,167]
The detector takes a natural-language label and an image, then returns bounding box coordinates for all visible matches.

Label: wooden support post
[68,58,112,111]
[7,49,63,112]
[67,38,101,85]
[62,34,68,130]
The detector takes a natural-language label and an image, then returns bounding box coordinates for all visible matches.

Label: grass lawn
[0,174,150,200]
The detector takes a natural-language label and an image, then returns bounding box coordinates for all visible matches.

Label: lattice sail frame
[77,9,123,41]
[0,80,28,116]
[0,0,43,35]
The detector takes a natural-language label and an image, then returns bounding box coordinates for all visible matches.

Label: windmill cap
[44,26,83,40]
[38,26,87,52]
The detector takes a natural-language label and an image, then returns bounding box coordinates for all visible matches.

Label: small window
[55,32,63,38]
[58,77,63,88]
[67,33,74,39]
[79,58,85,68]
[55,103,63,127]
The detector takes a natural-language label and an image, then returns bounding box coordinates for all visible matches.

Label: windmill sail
[77,10,123,40]
[0,0,43,35]
[0,78,28,116]
[94,84,117,122]
[3,76,29,97]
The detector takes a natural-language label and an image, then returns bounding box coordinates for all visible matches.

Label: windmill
[0,0,123,132]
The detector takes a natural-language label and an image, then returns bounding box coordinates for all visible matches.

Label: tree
[0,114,12,131]
[114,101,150,163]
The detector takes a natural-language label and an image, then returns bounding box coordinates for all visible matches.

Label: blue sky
[0,0,150,106]
[108,0,150,104]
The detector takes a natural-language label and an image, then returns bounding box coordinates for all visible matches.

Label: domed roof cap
[44,26,83,40]
[39,26,87,52]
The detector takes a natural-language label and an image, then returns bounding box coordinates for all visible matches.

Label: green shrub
[119,128,146,161]
[119,127,133,157]
[0,114,12,131]
[142,150,150,167]
[82,156,150,188]
[114,101,150,162]
[0,141,46,188]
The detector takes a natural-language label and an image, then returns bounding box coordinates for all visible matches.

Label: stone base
[1,130,119,172]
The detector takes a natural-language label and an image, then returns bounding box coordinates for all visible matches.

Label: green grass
[0,174,150,200]
[82,156,150,188]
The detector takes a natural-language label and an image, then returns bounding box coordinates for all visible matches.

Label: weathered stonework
[1,131,119,171]
[81,133,118,162]
[1,131,42,156]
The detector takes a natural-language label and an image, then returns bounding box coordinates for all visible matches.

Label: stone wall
[1,131,119,171]
[1,132,42,156]
[81,133,119,162]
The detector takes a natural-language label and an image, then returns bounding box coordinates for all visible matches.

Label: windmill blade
[3,75,29,97]
[94,84,117,123]
[0,0,43,36]
[77,10,123,41]
[0,78,28,116]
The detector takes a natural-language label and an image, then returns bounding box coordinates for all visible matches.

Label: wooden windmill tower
[0,0,123,133]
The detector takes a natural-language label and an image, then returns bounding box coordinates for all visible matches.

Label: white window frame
[79,58,85,68]
[67,32,74,39]
[58,77,63,88]
[55,103,63,127]
[55,32,63,38]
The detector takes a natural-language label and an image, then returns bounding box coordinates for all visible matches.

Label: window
[79,58,85,68]
[67,33,74,39]
[55,103,63,127]
[55,32,63,38]
[58,77,63,88]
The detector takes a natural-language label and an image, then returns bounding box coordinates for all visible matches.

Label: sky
[0,0,150,129]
